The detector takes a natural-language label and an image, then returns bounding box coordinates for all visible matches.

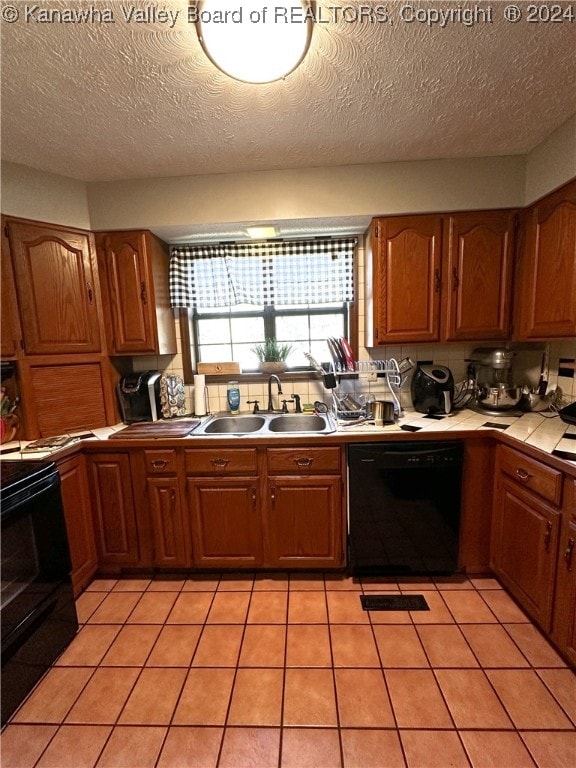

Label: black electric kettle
[411,365,454,414]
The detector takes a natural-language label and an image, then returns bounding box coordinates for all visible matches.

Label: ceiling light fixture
[245,225,278,239]
[192,0,314,84]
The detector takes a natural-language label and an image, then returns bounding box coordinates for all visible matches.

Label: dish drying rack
[332,358,404,420]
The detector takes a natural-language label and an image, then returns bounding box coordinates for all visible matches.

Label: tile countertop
[1,409,575,468]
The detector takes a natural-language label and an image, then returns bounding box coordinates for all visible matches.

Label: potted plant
[251,338,293,373]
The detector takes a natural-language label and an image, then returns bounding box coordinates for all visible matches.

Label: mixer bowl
[475,384,523,411]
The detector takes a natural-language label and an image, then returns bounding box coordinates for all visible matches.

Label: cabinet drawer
[498,445,563,506]
[267,447,341,474]
[185,448,258,475]
[144,449,178,475]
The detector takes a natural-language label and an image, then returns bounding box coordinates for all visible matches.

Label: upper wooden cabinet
[95,230,176,355]
[366,215,442,345]
[6,220,103,354]
[365,210,516,345]
[515,179,576,339]
[1,224,21,358]
[442,211,515,341]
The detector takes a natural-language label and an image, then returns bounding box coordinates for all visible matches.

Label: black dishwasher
[348,441,463,576]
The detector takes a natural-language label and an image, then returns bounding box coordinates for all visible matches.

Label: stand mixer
[467,348,524,415]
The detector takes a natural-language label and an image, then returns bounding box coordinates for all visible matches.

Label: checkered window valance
[169,237,357,309]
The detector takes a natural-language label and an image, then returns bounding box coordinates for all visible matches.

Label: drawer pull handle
[544,521,553,552]
[211,457,229,468]
[152,460,167,469]
[295,457,313,468]
[515,468,531,482]
[564,538,575,571]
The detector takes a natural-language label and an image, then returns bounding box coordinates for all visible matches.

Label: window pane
[276,315,309,343]
[201,343,233,362]
[310,313,345,339]
[197,318,230,345]
[231,317,265,344]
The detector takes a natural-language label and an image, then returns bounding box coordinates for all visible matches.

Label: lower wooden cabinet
[266,475,343,568]
[187,477,263,568]
[87,452,143,569]
[57,454,98,596]
[147,477,189,568]
[552,480,576,666]
[491,473,560,630]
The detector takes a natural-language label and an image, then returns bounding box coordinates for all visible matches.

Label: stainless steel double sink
[193,412,337,436]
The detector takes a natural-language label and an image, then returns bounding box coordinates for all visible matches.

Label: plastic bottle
[227,381,240,415]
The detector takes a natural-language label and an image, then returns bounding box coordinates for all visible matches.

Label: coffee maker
[467,348,523,414]
[117,371,161,423]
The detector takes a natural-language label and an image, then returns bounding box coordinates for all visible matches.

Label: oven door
[1,463,78,725]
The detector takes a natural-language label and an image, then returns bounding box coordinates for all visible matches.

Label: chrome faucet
[267,374,283,412]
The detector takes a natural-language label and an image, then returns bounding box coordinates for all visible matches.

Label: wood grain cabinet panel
[491,455,560,632]
[6,221,102,354]
[443,211,515,341]
[1,223,21,358]
[57,454,98,596]
[367,215,442,344]
[516,179,576,339]
[147,477,189,568]
[87,453,142,568]
[186,477,263,568]
[266,475,343,568]
[552,479,576,666]
[96,230,176,355]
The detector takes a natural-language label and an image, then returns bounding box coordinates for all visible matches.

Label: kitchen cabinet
[140,449,190,568]
[96,230,176,355]
[57,454,98,596]
[365,210,517,345]
[6,220,103,355]
[87,452,144,570]
[0,224,21,358]
[442,211,515,341]
[265,447,344,568]
[366,215,442,345]
[185,448,263,568]
[552,479,576,666]
[57,455,98,597]
[491,445,562,631]
[515,178,576,339]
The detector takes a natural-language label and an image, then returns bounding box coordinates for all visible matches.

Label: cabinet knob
[294,457,313,468]
[564,537,575,571]
[515,468,531,482]
[211,457,229,468]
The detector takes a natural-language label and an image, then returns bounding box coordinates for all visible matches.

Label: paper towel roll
[194,374,206,416]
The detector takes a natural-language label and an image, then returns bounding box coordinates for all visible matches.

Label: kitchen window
[170,237,357,374]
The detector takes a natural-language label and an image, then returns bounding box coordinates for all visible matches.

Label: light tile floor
[1,573,575,768]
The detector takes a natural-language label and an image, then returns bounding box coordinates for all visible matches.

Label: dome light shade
[193,0,314,83]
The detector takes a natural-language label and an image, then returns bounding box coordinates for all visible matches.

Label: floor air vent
[360,594,430,612]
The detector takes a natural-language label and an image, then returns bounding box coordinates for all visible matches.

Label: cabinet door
[491,475,559,630]
[516,180,576,339]
[58,454,98,596]
[186,478,262,568]
[88,453,141,568]
[98,231,157,354]
[266,476,343,568]
[443,211,515,341]
[7,221,102,354]
[1,225,20,358]
[552,481,576,666]
[147,477,189,568]
[371,216,442,343]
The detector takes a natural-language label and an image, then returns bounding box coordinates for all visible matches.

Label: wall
[525,114,576,204]
[0,161,91,230]
[86,156,526,232]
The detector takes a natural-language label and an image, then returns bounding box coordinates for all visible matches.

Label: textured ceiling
[2,0,575,185]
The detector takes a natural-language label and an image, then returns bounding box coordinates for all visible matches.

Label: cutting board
[109,420,200,439]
